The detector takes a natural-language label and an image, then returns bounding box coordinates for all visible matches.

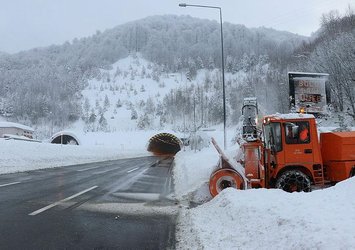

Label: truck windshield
[264,122,282,152]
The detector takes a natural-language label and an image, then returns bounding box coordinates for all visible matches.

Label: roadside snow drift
[0,138,150,174]
[177,177,355,250]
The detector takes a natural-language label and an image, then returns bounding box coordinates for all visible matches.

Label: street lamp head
[179,3,187,7]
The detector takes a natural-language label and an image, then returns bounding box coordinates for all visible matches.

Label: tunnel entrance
[50,132,80,145]
[147,133,182,156]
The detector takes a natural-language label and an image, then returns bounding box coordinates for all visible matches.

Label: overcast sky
[0,0,353,53]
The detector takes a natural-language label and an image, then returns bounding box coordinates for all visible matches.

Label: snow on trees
[0,13,354,134]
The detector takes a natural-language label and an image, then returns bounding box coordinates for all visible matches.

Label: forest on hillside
[0,11,354,130]
[292,9,355,120]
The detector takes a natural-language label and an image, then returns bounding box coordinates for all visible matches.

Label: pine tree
[140,85,145,92]
[116,99,122,108]
[137,114,151,129]
[131,109,138,120]
[98,114,108,131]
[89,109,96,123]
[104,95,110,111]
[141,66,146,78]
[83,98,90,118]
[145,97,156,115]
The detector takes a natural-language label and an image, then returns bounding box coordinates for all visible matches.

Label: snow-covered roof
[267,113,315,120]
[288,71,329,76]
[0,122,34,131]
[243,97,257,101]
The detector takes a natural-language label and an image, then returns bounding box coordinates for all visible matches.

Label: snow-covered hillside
[73,53,267,135]
[78,54,184,131]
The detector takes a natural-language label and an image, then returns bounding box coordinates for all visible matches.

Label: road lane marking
[92,166,125,175]
[92,169,116,175]
[76,166,102,172]
[29,186,98,216]
[76,160,129,172]
[0,182,21,188]
[92,170,110,175]
[127,167,139,173]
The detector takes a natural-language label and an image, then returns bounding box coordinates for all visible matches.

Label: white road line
[0,182,21,188]
[127,167,139,173]
[92,168,117,175]
[93,169,111,175]
[29,186,98,216]
[76,166,102,172]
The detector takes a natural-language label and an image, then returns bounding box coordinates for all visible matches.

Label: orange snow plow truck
[209,113,355,197]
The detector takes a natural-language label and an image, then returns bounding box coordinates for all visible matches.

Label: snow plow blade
[209,138,249,197]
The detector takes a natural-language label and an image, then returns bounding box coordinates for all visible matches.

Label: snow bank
[0,129,185,174]
[173,147,218,200]
[0,138,150,174]
[173,127,240,200]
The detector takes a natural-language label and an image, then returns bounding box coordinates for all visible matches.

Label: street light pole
[179,3,227,150]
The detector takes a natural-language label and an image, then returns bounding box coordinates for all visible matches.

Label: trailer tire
[275,170,311,193]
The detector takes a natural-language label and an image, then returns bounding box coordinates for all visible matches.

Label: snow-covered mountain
[72,53,278,135]
[76,54,187,132]
[0,13,354,135]
[0,15,306,134]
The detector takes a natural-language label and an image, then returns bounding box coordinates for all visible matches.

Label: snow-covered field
[1,126,355,249]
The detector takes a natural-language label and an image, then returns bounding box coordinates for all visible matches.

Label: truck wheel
[275,170,311,192]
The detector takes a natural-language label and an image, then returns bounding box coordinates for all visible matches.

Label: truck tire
[275,170,311,192]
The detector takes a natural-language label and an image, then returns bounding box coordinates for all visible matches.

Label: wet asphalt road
[0,156,176,250]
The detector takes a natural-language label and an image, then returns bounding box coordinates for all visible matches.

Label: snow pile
[0,138,150,174]
[173,128,240,200]
[173,147,218,200]
[177,179,355,249]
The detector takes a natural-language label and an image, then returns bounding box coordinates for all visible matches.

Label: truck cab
[262,114,324,191]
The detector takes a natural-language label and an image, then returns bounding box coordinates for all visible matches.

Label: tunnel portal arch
[147,133,182,155]
[50,131,80,145]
